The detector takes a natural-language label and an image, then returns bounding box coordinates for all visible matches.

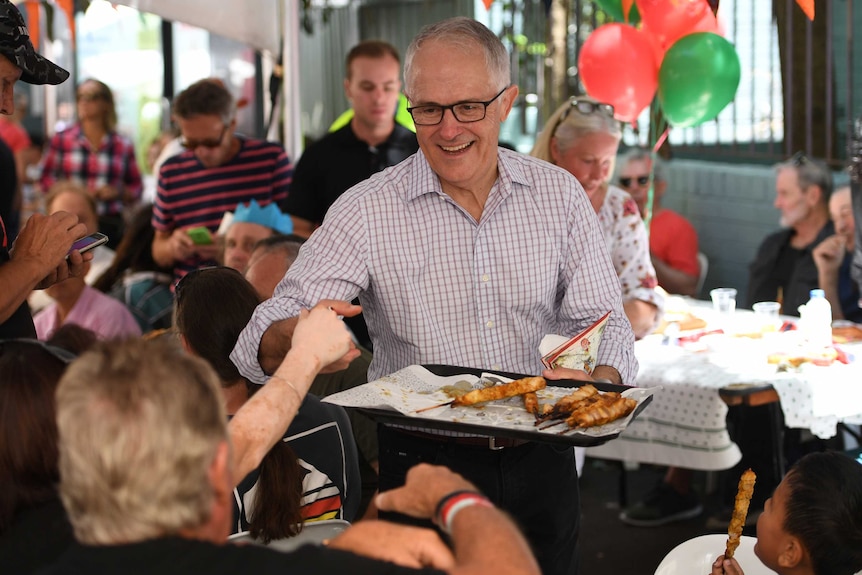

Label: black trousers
[378,425,581,575]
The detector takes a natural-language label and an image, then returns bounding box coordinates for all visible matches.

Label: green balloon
[593,0,640,25]
[658,32,741,128]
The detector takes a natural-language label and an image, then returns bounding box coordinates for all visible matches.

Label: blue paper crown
[232,199,293,235]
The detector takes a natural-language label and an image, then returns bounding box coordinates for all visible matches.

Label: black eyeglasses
[181,124,229,150]
[0,338,77,364]
[619,175,651,188]
[407,86,509,126]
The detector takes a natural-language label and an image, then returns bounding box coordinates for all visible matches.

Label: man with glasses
[0,0,92,339]
[152,78,293,285]
[617,148,700,296]
[747,153,834,315]
[232,16,635,575]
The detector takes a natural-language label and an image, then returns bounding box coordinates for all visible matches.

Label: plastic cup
[709,288,736,333]
[752,301,781,332]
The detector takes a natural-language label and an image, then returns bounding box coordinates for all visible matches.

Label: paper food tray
[322,364,655,447]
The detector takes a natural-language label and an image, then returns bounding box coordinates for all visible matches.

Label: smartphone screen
[67,233,109,257]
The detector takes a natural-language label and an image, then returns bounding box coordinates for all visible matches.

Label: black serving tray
[356,364,653,448]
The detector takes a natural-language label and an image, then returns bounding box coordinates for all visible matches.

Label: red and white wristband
[434,490,494,535]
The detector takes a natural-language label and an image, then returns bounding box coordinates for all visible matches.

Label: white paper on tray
[322,365,656,440]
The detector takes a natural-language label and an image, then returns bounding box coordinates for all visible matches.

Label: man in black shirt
[0,0,90,339]
[286,40,418,239]
[747,153,834,316]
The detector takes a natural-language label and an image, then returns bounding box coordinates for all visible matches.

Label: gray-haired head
[403,17,509,96]
[775,152,833,204]
[617,147,666,183]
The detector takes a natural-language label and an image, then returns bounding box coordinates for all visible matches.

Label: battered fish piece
[725,469,756,559]
[565,393,635,428]
[537,384,600,422]
[451,376,546,407]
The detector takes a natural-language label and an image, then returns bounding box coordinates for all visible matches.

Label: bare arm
[624,299,659,339]
[228,301,360,483]
[651,254,698,297]
[370,464,540,575]
[289,215,316,239]
[1,212,90,323]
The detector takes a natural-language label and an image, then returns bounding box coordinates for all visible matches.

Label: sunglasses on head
[790,151,810,166]
[560,98,615,123]
[619,175,651,188]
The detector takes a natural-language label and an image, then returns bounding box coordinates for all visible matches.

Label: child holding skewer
[710,451,862,575]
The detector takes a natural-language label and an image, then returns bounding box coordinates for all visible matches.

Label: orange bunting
[22,0,40,50]
[482,0,494,9]
[56,0,76,45]
[622,0,635,22]
[796,0,814,21]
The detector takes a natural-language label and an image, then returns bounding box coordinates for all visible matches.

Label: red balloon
[578,24,658,123]
[637,0,719,66]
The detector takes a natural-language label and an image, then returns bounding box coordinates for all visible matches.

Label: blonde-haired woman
[531,96,662,339]
[40,78,142,247]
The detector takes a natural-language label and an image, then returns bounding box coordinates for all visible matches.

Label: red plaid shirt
[40,124,143,216]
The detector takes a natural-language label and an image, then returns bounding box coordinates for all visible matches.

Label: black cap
[0,0,69,85]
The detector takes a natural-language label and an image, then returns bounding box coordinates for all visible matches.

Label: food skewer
[414,400,454,413]
[725,469,756,559]
[451,376,546,407]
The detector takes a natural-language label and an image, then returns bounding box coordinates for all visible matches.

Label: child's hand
[711,555,744,575]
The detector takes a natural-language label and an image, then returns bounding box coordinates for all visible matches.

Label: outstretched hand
[290,300,361,371]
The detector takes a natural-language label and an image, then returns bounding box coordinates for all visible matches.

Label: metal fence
[512,0,861,167]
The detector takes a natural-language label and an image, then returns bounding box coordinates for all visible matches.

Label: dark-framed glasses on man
[407,85,510,126]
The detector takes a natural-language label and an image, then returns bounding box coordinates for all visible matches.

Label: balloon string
[652,127,670,153]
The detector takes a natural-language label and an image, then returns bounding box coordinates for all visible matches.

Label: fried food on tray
[451,376,546,407]
[725,469,757,559]
[536,384,600,421]
[565,393,636,429]
[522,391,539,415]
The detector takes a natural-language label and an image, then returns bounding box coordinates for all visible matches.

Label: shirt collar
[402,147,531,205]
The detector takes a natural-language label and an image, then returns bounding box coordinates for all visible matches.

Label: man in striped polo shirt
[152,79,293,284]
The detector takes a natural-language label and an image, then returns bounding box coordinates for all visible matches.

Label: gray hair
[617,147,667,183]
[531,95,621,163]
[775,154,833,203]
[404,17,510,96]
[56,339,228,545]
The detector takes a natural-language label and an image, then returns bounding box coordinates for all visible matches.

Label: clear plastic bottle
[798,289,832,349]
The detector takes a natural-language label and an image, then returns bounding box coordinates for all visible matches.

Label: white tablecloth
[588,302,862,471]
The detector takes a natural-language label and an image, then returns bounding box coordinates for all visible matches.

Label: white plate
[654,534,775,575]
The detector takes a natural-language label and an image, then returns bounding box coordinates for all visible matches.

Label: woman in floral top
[532,96,662,339]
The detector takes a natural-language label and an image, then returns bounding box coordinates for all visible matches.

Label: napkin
[540,311,611,373]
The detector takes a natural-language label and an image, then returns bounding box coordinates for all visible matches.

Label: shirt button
[491,364,501,370]
[486,320,494,328]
